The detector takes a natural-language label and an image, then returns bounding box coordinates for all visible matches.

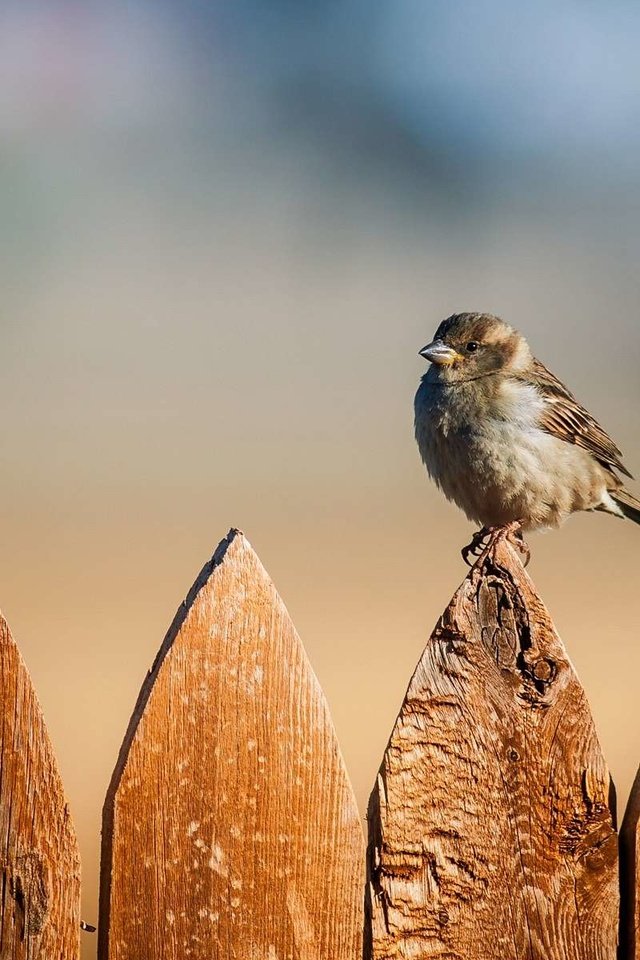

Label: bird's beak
[418,340,461,366]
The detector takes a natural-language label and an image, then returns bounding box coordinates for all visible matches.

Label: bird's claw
[462,522,531,567]
[507,523,531,567]
[461,527,493,565]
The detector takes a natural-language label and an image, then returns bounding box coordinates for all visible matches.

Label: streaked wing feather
[516,358,633,479]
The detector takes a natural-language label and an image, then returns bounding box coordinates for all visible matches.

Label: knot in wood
[585,851,605,872]
[532,658,555,683]
[9,852,49,938]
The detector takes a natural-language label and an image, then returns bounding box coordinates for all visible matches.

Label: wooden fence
[0,527,638,958]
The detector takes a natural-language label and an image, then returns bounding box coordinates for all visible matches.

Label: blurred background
[1,0,640,952]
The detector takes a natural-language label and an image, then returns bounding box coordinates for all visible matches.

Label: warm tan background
[1,3,640,954]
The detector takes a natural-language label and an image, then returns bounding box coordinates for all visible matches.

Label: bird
[414,312,640,564]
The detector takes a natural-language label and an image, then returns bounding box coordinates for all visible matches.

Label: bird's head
[419,312,530,383]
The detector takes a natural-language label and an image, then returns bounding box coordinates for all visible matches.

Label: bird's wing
[515,358,633,479]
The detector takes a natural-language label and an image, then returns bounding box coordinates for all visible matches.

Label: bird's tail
[612,489,640,525]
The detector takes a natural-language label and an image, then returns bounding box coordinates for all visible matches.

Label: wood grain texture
[0,610,81,959]
[100,528,364,960]
[366,539,618,960]
[620,765,640,958]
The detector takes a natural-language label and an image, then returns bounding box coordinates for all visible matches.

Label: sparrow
[414,312,640,563]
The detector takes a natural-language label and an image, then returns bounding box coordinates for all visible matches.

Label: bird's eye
[466,341,479,352]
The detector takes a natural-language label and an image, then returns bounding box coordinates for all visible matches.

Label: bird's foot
[462,521,530,567]
[502,521,531,567]
[461,527,494,566]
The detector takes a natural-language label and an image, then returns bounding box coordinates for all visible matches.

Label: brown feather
[612,489,640,524]
[513,358,633,479]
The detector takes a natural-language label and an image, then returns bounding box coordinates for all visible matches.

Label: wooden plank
[100,528,364,960]
[621,766,640,958]
[0,610,81,959]
[366,539,618,960]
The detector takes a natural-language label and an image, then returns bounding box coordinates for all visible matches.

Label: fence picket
[366,539,618,960]
[0,611,81,959]
[99,528,364,959]
[621,767,640,958]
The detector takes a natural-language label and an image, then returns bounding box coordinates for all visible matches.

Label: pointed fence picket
[621,767,640,959]
[0,528,638,959]
[99,529,365,960]
[0,611,81,959]
[366,539,618,960]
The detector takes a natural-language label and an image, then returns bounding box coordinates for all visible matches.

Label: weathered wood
[0,610,81,959]
[366,539,618,960]
[100,528,364,960]
[620,766,640,958]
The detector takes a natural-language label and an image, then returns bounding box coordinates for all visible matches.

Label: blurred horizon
[1,2,640,955]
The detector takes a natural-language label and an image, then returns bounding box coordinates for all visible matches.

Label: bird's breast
[414,376,604,527]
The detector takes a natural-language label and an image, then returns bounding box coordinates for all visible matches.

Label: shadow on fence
[0,527,638,958]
